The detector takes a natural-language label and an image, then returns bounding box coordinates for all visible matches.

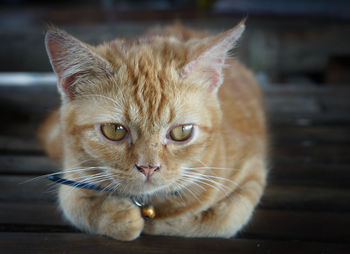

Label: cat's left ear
[181,19,245,92]
[45,27,113,99]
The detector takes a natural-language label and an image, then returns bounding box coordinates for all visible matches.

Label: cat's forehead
[101,37,187,75]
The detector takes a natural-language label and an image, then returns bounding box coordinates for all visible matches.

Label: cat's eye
[169,125,193,142]
[101,123,127,141]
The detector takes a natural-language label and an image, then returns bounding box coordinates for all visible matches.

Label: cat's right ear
[45,28,112,99]
[181,19,245,92]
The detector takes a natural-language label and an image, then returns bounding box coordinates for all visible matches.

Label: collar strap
[48,174,156,219]
[48,175,112,192]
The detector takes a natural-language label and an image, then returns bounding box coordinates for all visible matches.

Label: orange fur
[38,109,62,161]
[39,20,267,240]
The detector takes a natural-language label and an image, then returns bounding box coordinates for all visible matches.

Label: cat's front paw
[97,197,144,241]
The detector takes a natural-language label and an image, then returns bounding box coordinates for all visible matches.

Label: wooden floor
[0,76,350,253]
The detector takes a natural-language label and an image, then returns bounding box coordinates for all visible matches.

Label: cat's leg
[59,185,144,241]
[144,166,265,237]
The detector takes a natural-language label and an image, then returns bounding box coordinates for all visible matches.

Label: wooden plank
[263,86,350,115]
[0,232,349,254]
[271,126,350,144]
[0,203,349,242]
[260,186,350,212]
[0,122,40,136]
[321,97,350,113]
[0,86,58,123]
[0,176,56,203]
[0,136,42,154]
[2,175,350,212]
[263,85,350,96]
[0,203,63,226]
[243,209,350,242]
[269,163,350,188]
[0,122,43,154]
[264,96,320,114]
[0,155,57,174]
[268,112,350,127]
[272,143,350,163]
[0,12,349,73]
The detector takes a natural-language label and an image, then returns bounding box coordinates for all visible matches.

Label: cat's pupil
[169,125,193,142]
[115,125,123,132]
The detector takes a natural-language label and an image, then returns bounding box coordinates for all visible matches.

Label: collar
[48,174,156,219]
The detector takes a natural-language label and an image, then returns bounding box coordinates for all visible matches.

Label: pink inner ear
[209,70,222,90]
[182,55,225,91]
[46,35,84,96]
[58,74,79,95]
[181,60,224,91]
[181,59,197,77]
[181,45,229,91]
[46,39,64,74]
[181,22,245,91]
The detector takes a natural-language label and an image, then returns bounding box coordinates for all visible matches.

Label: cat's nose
[135,164,160,179]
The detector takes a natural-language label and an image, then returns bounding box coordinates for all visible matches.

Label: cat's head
[45,21,245,196]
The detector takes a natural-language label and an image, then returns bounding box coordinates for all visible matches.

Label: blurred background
[0,0,350,85]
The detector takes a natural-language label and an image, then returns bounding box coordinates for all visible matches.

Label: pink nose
[136,164,160,179]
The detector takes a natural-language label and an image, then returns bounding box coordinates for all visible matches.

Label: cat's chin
[124,181,173,197]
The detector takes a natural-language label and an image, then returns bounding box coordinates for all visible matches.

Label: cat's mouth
[121,177,174,196]
[132,180,164,194]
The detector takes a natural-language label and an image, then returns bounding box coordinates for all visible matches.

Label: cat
[38,19,267,241]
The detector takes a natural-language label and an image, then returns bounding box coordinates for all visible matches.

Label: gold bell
[141,205,156,219]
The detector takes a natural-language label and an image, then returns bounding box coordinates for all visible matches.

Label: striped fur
[39,20,267,241]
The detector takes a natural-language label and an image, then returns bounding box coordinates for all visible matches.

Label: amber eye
[169,125,193,142]
[101,124,127,141]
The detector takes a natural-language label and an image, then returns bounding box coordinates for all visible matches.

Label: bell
[141,205,156,219]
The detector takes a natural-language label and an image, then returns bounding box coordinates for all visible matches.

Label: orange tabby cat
[39,19,267,241]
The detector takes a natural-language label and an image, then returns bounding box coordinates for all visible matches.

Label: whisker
[171,183,186,203]
[182,166,239,171]
[69,172,108,181]
[182,174,224,193]
[185,170,242,189]
[110,182,122,193]
[182,173,232,195]
[21,165,110,184]
[176,178,201,203]
[188,173,233,192]
[178,175,207,192]
[194,159,240,170]
[197,159,210,168]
